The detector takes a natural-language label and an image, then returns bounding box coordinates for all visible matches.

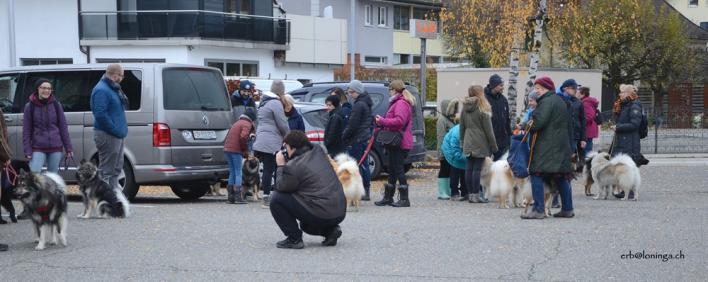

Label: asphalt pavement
[0,156,706,281]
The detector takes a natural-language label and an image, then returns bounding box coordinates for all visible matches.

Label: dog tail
[44,172,67,192]
[114,189,131,217]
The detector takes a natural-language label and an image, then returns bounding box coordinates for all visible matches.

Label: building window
[394,54,410,65]
[700,22,708,30]
[364,56,387,65]
[21,58,73,66]
[96,58,166,63]
[224,0,252,14]
[688,0,698,7]
[364,5,372,26]
[378,7,388,27]
[393,6,410,30]
[206,59,258,76]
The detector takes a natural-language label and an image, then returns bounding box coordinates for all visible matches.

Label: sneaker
[276,237,304,249]
[0,244,7,252]
[261,196,270,209]
[520,210,546,219]
[552,210,575,218]
[322,226,342,246]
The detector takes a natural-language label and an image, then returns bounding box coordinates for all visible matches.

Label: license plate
[193,130,216,140]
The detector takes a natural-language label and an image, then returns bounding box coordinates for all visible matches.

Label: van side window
[25,70,141,112]
[0,74,20,113]
[163,68,229,111]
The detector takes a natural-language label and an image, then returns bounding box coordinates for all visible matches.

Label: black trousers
[386,146,408,186]
[449,166,467,197]
[438,157,451,178]
[255,151,277,195]
[0,172,15,219]
[465,157,485,194]
[269,192,345,240]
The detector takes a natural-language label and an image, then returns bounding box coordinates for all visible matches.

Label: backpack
[29,100,62,127]
[639,110,648,139]
[594,108,603,124]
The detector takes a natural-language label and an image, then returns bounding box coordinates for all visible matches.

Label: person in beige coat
[459,85,498,203]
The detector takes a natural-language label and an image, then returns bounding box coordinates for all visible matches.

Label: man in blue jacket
[91,64,129,193]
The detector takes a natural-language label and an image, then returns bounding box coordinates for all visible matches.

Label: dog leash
[357,127,379,166]
[63,155,77,171]
[4,163,17,186]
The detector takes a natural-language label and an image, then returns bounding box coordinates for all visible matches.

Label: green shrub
[424,117,438,151]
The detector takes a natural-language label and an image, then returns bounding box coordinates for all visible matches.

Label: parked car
[223,77,303,96]
[289,81,426,178]
[0,63,234,201]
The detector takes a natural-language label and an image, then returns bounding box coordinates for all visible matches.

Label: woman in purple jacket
[374,80,415,208]
[23,78,73,173]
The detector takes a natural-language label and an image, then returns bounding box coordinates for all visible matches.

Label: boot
[468,193,483,203]
[392,185,410,207]
[479,188,489,203]
[361,187,370,201]
[437,178,451,200]
[375,184,395,206]
[226,185,235,204]
[232,186,247,204]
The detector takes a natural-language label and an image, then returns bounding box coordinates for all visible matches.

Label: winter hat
[241,107,257,121]
[560,79,578,91]
[534,76,555,93]
[270,79,285,96]
[348,80,365,94]
[34,78,51,91]
[390,80,406,92]
[488,74,503,89]
[240,80,253,91]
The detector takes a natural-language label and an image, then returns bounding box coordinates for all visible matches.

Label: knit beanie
[534,76,555,93]
[488,74,503,89]
[560,79,578,91]
[348,80,365,94]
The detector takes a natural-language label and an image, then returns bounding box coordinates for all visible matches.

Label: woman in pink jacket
[374,80,415,208]
[579,87,599,154]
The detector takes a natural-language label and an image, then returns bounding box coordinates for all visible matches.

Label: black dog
[242,157,261,201]
[1,159,30,224]
[76,160,130,218]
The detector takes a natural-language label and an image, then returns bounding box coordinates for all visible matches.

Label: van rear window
[163,68,230,111]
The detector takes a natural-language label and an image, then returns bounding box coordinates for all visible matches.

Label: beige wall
[666,0,708,26]
[286,14,348,65]
[392,31,446,57]
[436,68,603,119]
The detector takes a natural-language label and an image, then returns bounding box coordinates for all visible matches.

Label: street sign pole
[350,0,356,81]
[420,38,427,101]
[410,19,436,102]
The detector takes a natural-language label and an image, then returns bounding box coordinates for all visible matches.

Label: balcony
[80,10,290,49]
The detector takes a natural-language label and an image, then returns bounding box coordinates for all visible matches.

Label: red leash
[357,128,379,166]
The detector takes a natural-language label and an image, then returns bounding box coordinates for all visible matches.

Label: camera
[279,145,289,161]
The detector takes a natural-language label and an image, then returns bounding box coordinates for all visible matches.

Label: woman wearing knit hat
[521,76,575,219]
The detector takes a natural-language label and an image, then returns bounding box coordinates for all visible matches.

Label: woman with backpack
[23,78,73,173]
[374,80,415,208]
[460,85,497,203]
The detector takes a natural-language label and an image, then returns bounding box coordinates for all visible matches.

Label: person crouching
[269,131,346,249]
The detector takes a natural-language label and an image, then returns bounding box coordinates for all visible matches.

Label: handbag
[376,115,411,148]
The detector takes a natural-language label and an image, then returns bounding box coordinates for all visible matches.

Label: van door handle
[3,117,11,122]
[201,153,213,160]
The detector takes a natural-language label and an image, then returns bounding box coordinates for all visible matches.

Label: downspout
[8,0,16,67]
[77,0,90,63]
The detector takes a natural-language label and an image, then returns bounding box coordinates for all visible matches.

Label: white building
[0,0,347,83]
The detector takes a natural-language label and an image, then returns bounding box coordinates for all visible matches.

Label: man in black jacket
[270,131,347,249]
[342,80,373,200]
[324,95,346,157]
[484,74,512,161]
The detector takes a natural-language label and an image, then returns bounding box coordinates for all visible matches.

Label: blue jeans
[29,151,63,173]
[226,152,243,186]
[530,175,573,213]
[585,139,594,155]
[348,142,371,189]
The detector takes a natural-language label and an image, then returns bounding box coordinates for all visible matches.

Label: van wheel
[170,182,209,201]
[120,161,139,201]
[369,151,382,179]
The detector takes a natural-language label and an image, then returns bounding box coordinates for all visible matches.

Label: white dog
[591,152,641,201]
[486,159,526,208]
[333,154,365,211]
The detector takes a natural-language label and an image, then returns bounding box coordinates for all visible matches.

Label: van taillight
[306,130,324,142]
[153,123,171,147]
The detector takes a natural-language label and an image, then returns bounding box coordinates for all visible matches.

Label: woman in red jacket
[224,108,256,204]
[374,80,415,208]
[579,87,599,154]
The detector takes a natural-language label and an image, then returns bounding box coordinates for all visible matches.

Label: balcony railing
[80,10,290,45]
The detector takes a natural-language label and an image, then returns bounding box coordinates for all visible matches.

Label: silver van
[0,64,233,200]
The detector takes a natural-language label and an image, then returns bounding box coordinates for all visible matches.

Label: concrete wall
[437,68,603,118]
[90,46,189,63]
[6,0,86,67]
[80,0,115,11]
[286,14,347,65]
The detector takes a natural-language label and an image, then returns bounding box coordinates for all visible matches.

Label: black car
[289,81,426,178]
